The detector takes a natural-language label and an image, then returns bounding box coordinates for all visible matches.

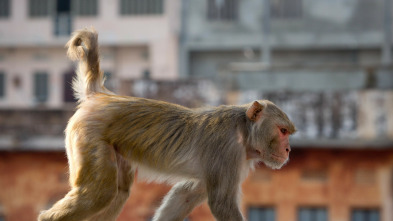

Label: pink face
[244,100,295,169]
[271,126,291,164]
[257,126,292,170]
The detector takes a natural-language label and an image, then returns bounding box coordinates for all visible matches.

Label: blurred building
[0,0,180,109]
[1,0,393,221]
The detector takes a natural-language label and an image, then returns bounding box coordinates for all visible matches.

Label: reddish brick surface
[0,149,392,221]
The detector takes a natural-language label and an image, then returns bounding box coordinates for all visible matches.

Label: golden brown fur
[38,27,295,221]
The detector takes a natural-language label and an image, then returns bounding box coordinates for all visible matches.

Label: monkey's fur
[38,28,296,221]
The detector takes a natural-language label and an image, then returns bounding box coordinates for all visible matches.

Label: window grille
[75,0,98,16]
[54,13,71,36]
[0,72,4,98]
[351,209,380,221]
[248,207,275,221]
[207,0,238,21]
[120,0,164,15]
[54,0,71,36]
[34,72,49,103]
[0,0,10,18]
[298,207,327,221]
[63,71,76,103]
[29,0,50,17]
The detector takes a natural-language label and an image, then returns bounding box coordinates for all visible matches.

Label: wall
[0,44,175,109]
[184,0,385,49]
[242,149,393,221]
[0,0,179,47]
[0,149,392,221]
[0,0,180,107]
[0,48,69,108]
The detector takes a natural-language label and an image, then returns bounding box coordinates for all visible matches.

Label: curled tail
[66,27,111,102]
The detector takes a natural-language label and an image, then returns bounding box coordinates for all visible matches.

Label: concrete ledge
[292,138,393,149]
[0,136,65,151]
[0,136,391,151]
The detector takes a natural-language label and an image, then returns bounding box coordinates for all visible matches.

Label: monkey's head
[245,100,296,169]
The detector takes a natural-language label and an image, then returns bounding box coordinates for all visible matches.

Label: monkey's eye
[280,128,288,135]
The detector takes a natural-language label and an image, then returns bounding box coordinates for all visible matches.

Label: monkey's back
[72,94,199,174]
[67,93,248,181]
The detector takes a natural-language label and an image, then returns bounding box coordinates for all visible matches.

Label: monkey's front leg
[206,168,245,221]
[153,181,207,221]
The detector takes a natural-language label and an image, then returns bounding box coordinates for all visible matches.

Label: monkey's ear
[246,101,264,122]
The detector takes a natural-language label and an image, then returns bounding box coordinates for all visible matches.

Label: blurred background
[0,0,392,221]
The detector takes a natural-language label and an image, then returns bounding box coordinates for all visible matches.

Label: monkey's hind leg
[38,142,118,221]
[87,152,134,221]
[152,181,207,221]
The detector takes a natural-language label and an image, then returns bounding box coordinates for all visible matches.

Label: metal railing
[207,0,239,21]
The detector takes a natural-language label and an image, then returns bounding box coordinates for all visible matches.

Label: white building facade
[0,0,180,109]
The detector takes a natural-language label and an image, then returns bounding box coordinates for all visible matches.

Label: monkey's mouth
[270,153,287,162]
[255,153,288,167]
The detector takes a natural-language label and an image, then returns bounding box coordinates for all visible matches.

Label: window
[29,0,50,17]
[351,209,380,221]
[142,69,151,79]
[248,207,275,221]
[0,72,4,98]
[54,0,71,36]
[298,207,327,221]
[63,71,76,103]
[271,0,302,19]
[0,0,10,18]
[120,0,164,16]
[34,72,49,103]
[207,0,238,21]
[0,205,4,221]
[75,0,98,16]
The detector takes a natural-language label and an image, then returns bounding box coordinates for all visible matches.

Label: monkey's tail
[65,27,111,102]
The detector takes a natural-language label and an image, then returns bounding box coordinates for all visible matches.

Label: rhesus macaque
[38,28,296,221]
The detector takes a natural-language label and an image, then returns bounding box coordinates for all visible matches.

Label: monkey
[38,27,296,221]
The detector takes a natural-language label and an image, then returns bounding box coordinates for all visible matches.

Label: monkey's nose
[286,146,291,153]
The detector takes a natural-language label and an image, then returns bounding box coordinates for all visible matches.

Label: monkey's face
[260,126,292,169]
[245,100,295,170]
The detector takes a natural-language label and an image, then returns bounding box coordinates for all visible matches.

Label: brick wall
[0,149,392,221]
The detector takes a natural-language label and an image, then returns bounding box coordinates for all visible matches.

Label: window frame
[207,0,239,22]
[74,0,98,16]
[298,207,328,221]
[0,72,5,98]
[119,0,164,16]
[29,0,50,17]
[351,208,380,221]
[0,0,10,18]
[248,206,276,221]
[34,72,49,103]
